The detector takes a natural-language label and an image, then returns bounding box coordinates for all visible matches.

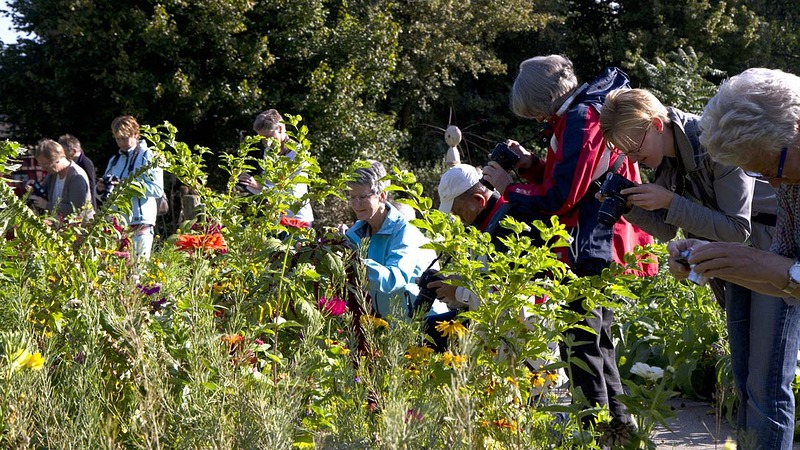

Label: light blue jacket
[345,202,435,317]
[102,140,164,226]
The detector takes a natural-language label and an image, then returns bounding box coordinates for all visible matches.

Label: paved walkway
[652,398,800,449]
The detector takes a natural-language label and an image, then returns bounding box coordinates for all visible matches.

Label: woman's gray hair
[700,68,800,169]
[351,160,389,194]
[510,55,578,119]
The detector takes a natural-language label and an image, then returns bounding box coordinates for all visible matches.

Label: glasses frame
[744,146,787,180]
[613,126,650,156]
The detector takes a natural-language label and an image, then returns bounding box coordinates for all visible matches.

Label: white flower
[630,362,664,381]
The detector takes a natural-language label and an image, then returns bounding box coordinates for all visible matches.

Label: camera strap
[587,151,626,198]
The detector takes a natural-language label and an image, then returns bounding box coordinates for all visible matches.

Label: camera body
[597,173,636,226]
[101,174,120,202]
[489,142,521,171]
[408,268,444,318]
[482,142,521,190]
[30,180,47,199]
[675,249,708,286]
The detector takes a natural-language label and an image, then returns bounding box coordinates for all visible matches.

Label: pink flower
[318,296,347,316]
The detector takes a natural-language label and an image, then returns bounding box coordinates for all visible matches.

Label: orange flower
[221,333,245,348]
[494,418,518,432]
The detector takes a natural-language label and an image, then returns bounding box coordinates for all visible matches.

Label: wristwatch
[782,260,800,296]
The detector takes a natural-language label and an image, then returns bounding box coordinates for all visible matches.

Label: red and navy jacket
[505,67,658,277]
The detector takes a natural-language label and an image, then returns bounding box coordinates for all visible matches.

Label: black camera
[482,142,521,190]
[408,269,444,318]
[30,180,47,199]
[100,174,120,202]
[597,172,635,226]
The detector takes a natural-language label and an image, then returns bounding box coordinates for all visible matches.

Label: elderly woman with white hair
[669,68,800,449]
[344,161,436,318]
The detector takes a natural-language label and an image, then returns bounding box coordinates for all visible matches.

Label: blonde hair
[510,55,578,119]
[700,68,800,169]
[600,89,670,152]
[111,115,140,138]
[34,138,65,161]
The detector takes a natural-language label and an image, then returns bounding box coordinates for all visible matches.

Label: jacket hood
[572,67,631,110]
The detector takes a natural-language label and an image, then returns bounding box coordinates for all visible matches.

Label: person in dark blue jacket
[483,55,657,432]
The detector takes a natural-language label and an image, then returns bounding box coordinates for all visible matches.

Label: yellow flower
[363,316,389,330]
[442,351,466,369]
[435,320,468,339]
[405,345,434,361]
[530,371,545,389]
[9,349,44,371]
[406,364,420,375]
[505,376,518,387]
[545,370,559,385]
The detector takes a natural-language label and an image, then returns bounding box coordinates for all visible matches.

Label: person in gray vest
[601,87,798,450]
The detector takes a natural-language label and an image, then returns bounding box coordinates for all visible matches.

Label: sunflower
[405,345,434,361]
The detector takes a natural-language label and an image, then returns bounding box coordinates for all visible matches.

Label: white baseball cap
[438,164,482,213]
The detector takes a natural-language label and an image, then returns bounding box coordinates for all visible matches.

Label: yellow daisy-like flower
[363,316,389,330]
[442,351,466,369]
[406,364,421,375]
[545,370,559,384]
[405,345,434,361]
[435,320,468,339]
[530,371,545,389]
[505,376,518,387]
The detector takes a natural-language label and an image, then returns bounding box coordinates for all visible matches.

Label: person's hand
[688,242,793,288]
[619,183,674,211]
[28,194,47,209]
[427,275,460,307]
[237,173,262,194]
[481,161,513,193]
[506,140,534,170]
[666,239,709,280]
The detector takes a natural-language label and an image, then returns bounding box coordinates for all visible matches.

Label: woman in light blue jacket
[344,161,435,317]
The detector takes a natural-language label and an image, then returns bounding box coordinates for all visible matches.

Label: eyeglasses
[745,147,787,180]
[348,193,377,203]
[617,127,649,156]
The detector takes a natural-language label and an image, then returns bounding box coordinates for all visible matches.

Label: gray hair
[510,55,578,119]
[252,109,283,133]
[700,68,800,169]
[350,160,389,194]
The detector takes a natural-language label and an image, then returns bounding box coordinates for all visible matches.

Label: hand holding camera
[98,174,120,202]
[597,173,636,226]
[236,173,262,195]
[481,141,522,192]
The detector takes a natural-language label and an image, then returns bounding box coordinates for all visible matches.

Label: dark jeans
[560,301,630,424]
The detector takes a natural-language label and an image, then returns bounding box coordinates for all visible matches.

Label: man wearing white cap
[424,164,542,350]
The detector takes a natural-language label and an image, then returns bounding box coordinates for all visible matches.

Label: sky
[0,0,21,44]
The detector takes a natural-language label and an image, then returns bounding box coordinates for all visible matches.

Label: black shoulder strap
[484,202,515,237]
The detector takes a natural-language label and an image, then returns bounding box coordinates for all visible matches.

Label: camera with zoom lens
[482,142,521,190]
[100,174,120,202]
[597,172,636,226]
[408,268,444,318]
[674,249,709,286]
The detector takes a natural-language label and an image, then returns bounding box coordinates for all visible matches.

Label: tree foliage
[0,0,798,181]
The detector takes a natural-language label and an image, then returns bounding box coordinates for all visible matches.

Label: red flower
[318,296,347,316]
[280,216,310,230]
[175,233,227,254]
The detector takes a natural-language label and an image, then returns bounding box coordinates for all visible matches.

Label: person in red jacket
[482,55,657,433]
